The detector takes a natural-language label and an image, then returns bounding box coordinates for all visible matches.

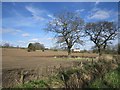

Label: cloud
[3,6,51,29]
[47,37,53,40]
[76,9,85,13]
[87,8,114,20]
[90,10,110,19]
[47,14,54,19]
[31,38,39,41]
[22,33,30,37]
[18,38,41,47]
[3,16,40,28]
[28,37,54,43]
[29,37,52,42]
[29,38,39,42]
[25,6,47,21]
[0,40,17,47]
[1,28,22,35]
[17,40,26,43]
[75,9,85,15]
[1,28,31,38]
[95,0,100,6]
[16,40,29,47]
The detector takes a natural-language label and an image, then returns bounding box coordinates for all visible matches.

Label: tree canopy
[27,42,45,52]
[85,21,117,56]
[45,11,84,56]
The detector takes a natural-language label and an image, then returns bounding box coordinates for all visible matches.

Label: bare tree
[3,43,10,48]
[85,21,117,57]
[45,11,84,57]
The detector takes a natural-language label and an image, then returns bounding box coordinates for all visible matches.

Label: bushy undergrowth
[15,76,64,88]
[89,66,120,88]
[15,58,120,88]
[15,80,48,88]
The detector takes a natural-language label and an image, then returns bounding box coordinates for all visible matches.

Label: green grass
[89,78,108,88]
[15,76,64,88]
[54,57,95,61]
[104,70,120,88]
[89,66,120,88]
[15,80,48,88]
[47,75,64,88]
[15,61,120,88]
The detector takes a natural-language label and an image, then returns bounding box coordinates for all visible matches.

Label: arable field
[2,48,98,87]
[2,48,120,88]
[2,48,98,70]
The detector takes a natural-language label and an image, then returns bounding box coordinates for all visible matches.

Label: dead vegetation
[2,48,120,88]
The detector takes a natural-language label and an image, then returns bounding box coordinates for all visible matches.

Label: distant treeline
[1,42,120,54]
[0,43,26,49]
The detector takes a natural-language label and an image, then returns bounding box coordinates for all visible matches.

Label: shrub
[15,59,120,88]
[27,43,35,52]
[104,70,120,88]
[27,43,45,52]
[89,66,120,88]
[15,80,48,88]
[53,49,58,51]
[27,49,30,52]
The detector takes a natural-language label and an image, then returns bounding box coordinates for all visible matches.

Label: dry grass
[2,48,98,57]
[2,48,119,88]
[2,48,98,69]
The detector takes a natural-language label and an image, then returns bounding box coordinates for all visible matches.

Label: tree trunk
[98,47,102,60]
[67,47,71,58]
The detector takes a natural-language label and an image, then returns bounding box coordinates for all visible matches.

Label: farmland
[2,2,119,88]
[2,48,98,70]
[2,48,120,88]
[2,48,99,88]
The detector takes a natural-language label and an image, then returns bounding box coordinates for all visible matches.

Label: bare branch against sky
[1,1,118,50]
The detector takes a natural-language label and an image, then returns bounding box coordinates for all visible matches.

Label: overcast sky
[1,2,118,50]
